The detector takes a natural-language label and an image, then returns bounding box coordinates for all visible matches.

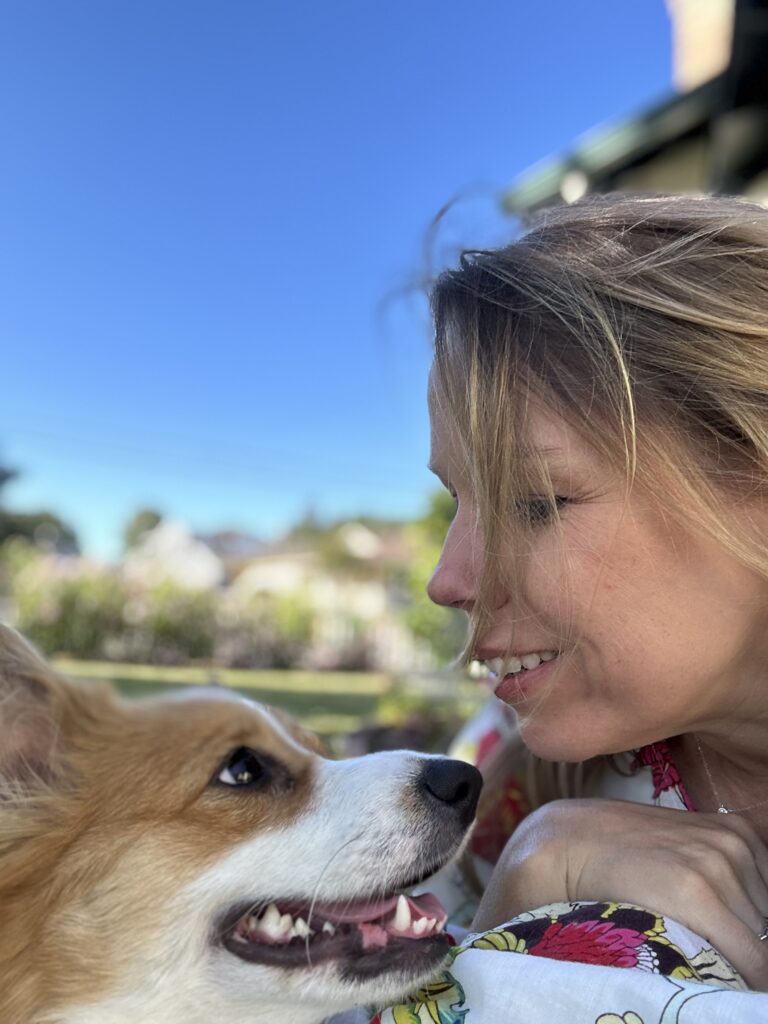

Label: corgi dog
[0,625,481,1024]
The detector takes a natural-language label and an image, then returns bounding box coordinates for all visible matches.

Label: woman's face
[427,379,768,761]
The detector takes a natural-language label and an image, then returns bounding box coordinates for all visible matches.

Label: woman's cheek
[528,534,606,616]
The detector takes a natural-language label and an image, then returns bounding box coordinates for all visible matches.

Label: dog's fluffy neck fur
[0,650,131,1023]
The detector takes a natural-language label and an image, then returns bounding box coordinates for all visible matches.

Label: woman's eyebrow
[522,445,565,456]
[520,447,592,481]
[523,446,581,466]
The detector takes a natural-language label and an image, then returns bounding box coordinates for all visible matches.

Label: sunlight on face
[426,374,768,762]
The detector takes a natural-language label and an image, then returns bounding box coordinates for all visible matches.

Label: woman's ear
[0,624,67,789]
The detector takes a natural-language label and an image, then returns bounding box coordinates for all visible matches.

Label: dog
[0,624,481,1024]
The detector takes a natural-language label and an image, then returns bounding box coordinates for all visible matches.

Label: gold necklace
[694,735,768,815]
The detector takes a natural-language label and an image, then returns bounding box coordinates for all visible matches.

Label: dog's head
[0,626,481,1024]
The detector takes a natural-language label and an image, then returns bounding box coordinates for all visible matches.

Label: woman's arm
[472,798,768,990]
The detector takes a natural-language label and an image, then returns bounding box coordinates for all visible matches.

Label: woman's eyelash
[515,496,569,525]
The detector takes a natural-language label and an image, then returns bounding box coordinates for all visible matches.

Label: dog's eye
[217,748,268,788]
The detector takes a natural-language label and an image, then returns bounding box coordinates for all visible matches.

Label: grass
[52,658,486,749]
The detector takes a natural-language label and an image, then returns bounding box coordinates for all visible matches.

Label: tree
[0,458,79,553]
[123,508,163,551]
[0,462,18,496]
[0,511,79,553]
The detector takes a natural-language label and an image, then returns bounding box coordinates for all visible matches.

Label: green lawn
[52,658,486,753]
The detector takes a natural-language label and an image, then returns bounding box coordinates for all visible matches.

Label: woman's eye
[217,747,268,787]
[516,496,568,526]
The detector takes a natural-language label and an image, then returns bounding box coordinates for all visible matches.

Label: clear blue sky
[0,1,672,559]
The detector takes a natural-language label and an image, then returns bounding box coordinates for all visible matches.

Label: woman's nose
[426,517,479,611]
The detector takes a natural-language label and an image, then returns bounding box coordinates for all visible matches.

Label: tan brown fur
[0,625,317,1022]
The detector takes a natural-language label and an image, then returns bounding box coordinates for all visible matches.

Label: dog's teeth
[322,921,336,936]
[258,904,290,938]
[293,917,311,938]
[394,894,411,931]
[412,917,428,936]
[261,921,284,938]
[262,904,281,929]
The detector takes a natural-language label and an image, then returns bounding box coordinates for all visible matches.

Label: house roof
[501,76,724,215]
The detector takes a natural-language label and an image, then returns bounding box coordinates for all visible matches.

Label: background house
[231,520,434,671]
[502,0,768,216]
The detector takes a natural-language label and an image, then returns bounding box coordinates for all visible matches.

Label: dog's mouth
[220,890,450,972]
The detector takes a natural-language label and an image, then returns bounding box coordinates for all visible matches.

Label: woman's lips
[492,655,559,705]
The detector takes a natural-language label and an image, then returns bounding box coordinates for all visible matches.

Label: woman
[379,193,768,1022]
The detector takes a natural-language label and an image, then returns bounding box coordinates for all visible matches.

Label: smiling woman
[399,193,768,1017]
[428,376,768,768]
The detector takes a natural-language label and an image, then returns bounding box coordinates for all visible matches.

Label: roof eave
[501,75,725,215]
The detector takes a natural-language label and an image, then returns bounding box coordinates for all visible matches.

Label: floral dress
[371,701,768,1024]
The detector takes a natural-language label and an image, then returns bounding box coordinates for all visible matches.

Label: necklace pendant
[717,805,731,814]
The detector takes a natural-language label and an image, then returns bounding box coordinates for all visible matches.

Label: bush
[214,592,314,668]
[13,558,127,659]
[8,550,218,665]
[116,582,218,664]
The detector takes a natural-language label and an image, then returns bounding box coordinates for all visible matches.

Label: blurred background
[1,0,765,752]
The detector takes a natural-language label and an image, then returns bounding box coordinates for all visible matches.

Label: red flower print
[529,919,645,969]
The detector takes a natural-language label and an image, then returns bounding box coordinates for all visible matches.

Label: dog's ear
[0,624,68,790]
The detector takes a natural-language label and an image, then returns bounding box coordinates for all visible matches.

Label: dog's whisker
[304,830,366,967]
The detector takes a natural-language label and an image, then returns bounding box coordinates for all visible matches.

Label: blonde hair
[430,192,768,809]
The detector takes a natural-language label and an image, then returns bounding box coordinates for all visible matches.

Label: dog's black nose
[417,758,482,826]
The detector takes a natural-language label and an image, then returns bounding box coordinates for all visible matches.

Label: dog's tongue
[318,892,446,925]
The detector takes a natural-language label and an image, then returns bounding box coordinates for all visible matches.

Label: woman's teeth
[482,651,558,677]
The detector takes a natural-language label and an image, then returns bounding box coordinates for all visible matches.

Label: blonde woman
[377,194,768,1023]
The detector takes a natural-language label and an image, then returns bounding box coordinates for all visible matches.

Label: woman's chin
[516,715,621,764]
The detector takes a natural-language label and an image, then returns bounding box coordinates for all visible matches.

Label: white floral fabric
[369,700,768,1023]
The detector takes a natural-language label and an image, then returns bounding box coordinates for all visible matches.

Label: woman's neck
[671,732,768,841]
